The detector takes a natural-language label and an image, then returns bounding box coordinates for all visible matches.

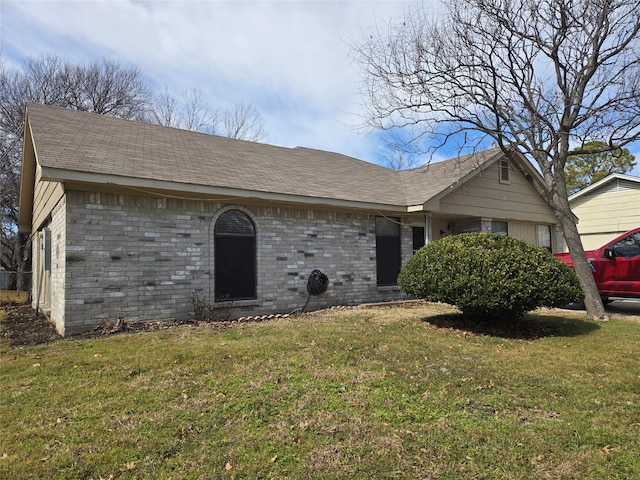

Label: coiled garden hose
[302,269,329,312]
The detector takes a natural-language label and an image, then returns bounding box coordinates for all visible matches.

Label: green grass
[1,304,639,479]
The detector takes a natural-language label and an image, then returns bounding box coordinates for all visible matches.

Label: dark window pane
[376,216,400,237]
[537,225,552,252]
[500,160,510,182]
[413,227,425,252]
[215,236,256,300]
[491,221,508,235]
[214,210,256,300]
[376,217,401,286]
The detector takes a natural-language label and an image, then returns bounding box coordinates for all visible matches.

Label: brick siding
[52,191,411,334]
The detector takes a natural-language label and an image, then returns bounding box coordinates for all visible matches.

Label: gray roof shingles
[400,149,502,206]
[26,103,502,208]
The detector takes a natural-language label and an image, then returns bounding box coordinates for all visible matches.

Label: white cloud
[2,0,637,173]
[1,0,416,162]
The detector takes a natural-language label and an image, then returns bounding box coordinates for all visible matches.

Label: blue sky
[1,0,638,176]
[1,0,422,163]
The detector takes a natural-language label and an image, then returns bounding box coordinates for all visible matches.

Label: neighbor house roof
[569,173,640,202]
[20,103,544,230]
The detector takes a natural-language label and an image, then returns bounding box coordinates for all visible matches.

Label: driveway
[559,299,640,321]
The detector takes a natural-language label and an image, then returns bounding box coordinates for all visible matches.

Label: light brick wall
[61,191,411,334]
[50,196,67,333]
[31,196,67,333]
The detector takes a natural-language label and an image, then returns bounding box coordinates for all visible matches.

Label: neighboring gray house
[19,104,559,335]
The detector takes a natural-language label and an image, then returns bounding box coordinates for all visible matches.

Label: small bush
[398,233,584,320]
[189,292,232,322]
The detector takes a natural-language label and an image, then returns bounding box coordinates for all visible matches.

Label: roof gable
[399,148,505,207]
[569,173,640,202]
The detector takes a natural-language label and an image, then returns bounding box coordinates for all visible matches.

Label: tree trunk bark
[16,233,32,293]
[558,215,608,321]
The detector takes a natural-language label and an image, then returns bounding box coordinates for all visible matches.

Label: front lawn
[1,303,638,479]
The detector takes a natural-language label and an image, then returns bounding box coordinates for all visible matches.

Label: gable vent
[584,178,637,198]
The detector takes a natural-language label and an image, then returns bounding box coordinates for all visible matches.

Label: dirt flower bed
[0,303,233,347]
[1,303,62,346]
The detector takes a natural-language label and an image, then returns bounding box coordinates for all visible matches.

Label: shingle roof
[24,103,505,208]
[568,172,640,201]
[400,148,502,206]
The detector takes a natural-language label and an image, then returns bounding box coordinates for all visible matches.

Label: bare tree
[66,59,150,119]
[0,54,152,288]
[377,128,422,170]
[182,88,212,133]
[149,85,181,128]
[354,0,640,320]
[218,102,268,142]
[1,123,28,288]
[150,86,213,132]
[149,89,267,142]
[12,54,152,118]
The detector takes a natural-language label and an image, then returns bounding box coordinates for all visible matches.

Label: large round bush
[398,233,583,320]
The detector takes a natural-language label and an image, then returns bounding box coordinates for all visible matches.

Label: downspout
[34,228,50,317]
[34,255,44,317]
[34,231,43,317]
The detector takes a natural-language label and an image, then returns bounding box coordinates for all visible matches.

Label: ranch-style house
[19,103,561,335]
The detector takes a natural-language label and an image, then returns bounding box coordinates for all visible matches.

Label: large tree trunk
[557,214,608,321]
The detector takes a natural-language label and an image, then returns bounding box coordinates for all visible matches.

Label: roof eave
[39,167,408,213]
[18,117,36,233]
[412,149,505,208]
[569,173,640,202]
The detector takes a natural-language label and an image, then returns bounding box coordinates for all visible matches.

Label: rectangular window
[35,228,52,308]
[537,225,552,252]
[499,159,510,183]
[491,221,508,235]
[376,217,401,286]
[412,226,425,254]
[215,236,256,300]
[41,228,51,271]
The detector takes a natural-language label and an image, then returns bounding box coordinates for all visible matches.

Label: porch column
[425,214,432,244]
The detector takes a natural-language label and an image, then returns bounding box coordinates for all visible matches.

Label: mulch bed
[4,300,624,347]
[0,303,231,347]
[1,303,62,347]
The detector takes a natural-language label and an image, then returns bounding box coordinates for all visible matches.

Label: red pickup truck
[554,227,640,301]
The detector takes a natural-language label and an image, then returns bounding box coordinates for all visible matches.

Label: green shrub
[398,233,584,320]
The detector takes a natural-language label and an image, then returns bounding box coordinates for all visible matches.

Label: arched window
[214,210,256,301]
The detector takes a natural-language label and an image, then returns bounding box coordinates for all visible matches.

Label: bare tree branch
[0,54,153,282]
[353,0,640,320]
[220,102,268,142]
